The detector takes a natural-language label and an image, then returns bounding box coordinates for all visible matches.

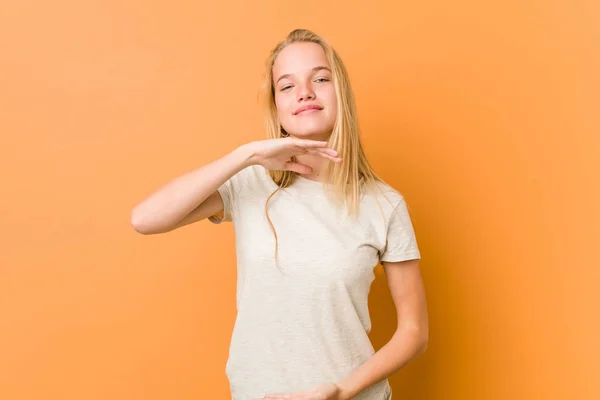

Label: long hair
[260,29,392,273]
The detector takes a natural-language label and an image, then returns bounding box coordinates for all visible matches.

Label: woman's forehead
[273,42,330,78]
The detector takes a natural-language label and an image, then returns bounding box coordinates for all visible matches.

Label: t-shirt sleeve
[379,198,421,263]
[207,166,248,224]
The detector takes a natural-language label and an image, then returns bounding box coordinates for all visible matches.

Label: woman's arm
[130,137,340,235]
[336,259,429,400]
[130,144,254,235]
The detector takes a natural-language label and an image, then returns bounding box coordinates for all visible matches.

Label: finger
[294,145,339,158]
[292,138,330,148]
[283,161,313,174]
[307,147,339,157]
[305,148,343,162]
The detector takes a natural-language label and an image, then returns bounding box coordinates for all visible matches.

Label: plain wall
[1,1,598,399]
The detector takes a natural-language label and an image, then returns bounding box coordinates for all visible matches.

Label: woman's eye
[315,77,329,83]
[281,85,292,91]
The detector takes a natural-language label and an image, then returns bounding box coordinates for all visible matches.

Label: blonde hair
[260,28,393,273]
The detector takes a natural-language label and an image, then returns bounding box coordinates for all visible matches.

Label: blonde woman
[131,29,429,400]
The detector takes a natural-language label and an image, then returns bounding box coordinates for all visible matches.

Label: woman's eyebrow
[275,66,332,84]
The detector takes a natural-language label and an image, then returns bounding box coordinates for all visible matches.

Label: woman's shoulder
[242,164,276,188]
[246,164,271,179]
[229,164,270,185]
[231,164,278,197]
[365,178,406,208]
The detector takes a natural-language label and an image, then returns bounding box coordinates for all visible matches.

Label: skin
[272,42,338,181]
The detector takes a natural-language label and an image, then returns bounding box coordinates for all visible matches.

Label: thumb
[283,161,313,175]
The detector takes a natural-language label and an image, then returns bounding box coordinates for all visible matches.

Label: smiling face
[272,42,338,141]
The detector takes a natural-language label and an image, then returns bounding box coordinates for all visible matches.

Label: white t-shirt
[209,164,420,400]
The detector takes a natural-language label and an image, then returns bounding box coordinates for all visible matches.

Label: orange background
[1,1,598,399]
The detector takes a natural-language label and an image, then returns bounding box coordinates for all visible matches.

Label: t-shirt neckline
[296,174,325,184]
[293,173,365,187]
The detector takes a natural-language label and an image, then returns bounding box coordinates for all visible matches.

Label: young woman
[131,29,429,400]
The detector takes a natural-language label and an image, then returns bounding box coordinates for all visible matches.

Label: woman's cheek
[275,96,288,116]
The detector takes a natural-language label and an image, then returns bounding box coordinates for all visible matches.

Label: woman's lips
[294,104,323,115]
[296,108,321,115]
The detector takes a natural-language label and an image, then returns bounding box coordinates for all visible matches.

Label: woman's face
[272,42,338,141]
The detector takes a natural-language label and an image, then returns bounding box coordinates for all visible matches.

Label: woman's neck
[289,132,332,182]
[294,153,327,182]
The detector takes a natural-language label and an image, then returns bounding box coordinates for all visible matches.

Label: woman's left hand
[254,382,346,400]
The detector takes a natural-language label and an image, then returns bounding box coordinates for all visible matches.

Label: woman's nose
[296,84,315,101]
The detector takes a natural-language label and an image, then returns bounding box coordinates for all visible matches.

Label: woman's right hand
[246,137,342,174]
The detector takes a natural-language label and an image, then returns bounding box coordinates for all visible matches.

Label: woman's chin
[287,128,333,141]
